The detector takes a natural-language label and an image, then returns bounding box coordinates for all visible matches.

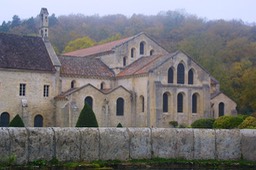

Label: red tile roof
[63,37,132,57]
[59,55,114,78]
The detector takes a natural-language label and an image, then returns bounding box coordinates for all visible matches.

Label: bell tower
[39,8,49,39]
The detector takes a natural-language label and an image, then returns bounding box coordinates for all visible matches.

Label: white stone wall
[0,128,255,164]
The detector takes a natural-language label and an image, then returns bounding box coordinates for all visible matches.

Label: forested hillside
[1,11,256,114]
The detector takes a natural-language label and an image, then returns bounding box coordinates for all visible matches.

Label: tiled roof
[59,55,115,78]
[63,37,132,57]
[117,54,163,77]
[0,33,55,72]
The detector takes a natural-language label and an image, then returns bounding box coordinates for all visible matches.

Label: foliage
[191,118,215,129]
[169,121,178,128]
[9,114,25,127]
[213,115,243,129]
[63,36,96,53]
[76,103,98,127]
[117,123,123,128]
[238,116,256,129]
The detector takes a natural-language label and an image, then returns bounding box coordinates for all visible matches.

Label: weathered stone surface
[241,129,256,161]
[129,128,151,159]
[194,129,215,159]
[54,128,81,162]
[152,128,177,158]
[9,128,28,164]
[27,128,54,162]
[176,129,194,160]
[216,129,241,160]
[99,128,129,160]
[0,128,10,162]
[80,128,99,161]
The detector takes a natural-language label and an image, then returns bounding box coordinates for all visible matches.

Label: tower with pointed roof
[39,8,49,39]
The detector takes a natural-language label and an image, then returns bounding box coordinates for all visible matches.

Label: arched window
[123,57,127,66]
[100,82,105,90]
[34,115,43,127]
[192,93,198,113]
[140,42,145,55]
[0,112,10,127]
[150,49,154,56]
[177,93,183,113]
[177,63,185,84]
[71,80,76,88]
[131,48,135,58]
[116,98,124,116]
[140,96,145,112]
[219,102,225,117]
[84,96,93,109]
[188,69,194,85]
[163,92,169,112]
[168,67,174,83]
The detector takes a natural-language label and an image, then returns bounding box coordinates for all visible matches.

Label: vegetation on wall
[191,119,215,129]
[1,10,256,114]
[9,114,25,127]
[76,103,98,127]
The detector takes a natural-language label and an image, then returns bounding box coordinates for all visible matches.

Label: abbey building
[0,8,237,127]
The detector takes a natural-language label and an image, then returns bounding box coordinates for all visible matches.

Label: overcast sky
[0,0,255,24]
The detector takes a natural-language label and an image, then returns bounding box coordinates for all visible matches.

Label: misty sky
[0,0,255,24]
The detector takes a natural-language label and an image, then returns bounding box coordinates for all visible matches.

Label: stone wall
[0,128,255,164]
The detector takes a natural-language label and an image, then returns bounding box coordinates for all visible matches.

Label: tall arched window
[34,114,43,127]
[177,63,185,84]
[131,48,135,58]
[192,93,198,113]
[140,42,145,55]
[140,96,145,112]
[123,57,127,66]
[84,96,93,109]
[219,102,225,117]
[188,69,194,85]
[168,67,174,83]
[177,93,183,113]
[71,80,76,88]
[163,92,169,112]
[116,97,124,116]
[0,112,10,127]
[100,82,105,90]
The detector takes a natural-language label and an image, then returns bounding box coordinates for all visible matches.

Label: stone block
[54,128,81,162]
[194,129,215,159]
[129,128,151,159]
[216,129,241,160]
[80,128,100,161]
[176,129,194,159]
[9,128,28,164]
[27,128,54,162]
[99,128,129,160]
[152,128,177,158]
[0,128,11,162]
[241,129,256,161]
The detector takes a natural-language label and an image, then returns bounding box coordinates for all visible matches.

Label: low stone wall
[0,127,255,164]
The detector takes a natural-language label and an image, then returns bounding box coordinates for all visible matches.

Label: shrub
[117,123,123,127]
[9,114,25,127]
[191,118,215,129]
[213,115,243,129]
[238,116,256,129]
[76,103,98,127]
[169,121,178,128]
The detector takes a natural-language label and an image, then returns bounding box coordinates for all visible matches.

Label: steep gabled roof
[59,55,115,78]
[0,33,55,72]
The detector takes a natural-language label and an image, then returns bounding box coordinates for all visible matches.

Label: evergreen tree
[117,123,123,127]
[9,114,25,127]
[76,103,98,127]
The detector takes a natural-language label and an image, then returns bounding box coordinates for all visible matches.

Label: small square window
[43,85,49,97]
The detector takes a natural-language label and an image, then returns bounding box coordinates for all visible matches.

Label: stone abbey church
[0,8,237,127]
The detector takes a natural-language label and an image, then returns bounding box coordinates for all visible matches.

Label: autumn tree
[63,36,96,53]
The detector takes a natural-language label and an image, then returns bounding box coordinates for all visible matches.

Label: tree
[63,36,96,53]
[117,123,123,127]
[76,103,98,127]
[9,114,25,127]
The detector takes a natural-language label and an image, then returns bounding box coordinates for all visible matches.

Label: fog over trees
[1,11,256,114]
